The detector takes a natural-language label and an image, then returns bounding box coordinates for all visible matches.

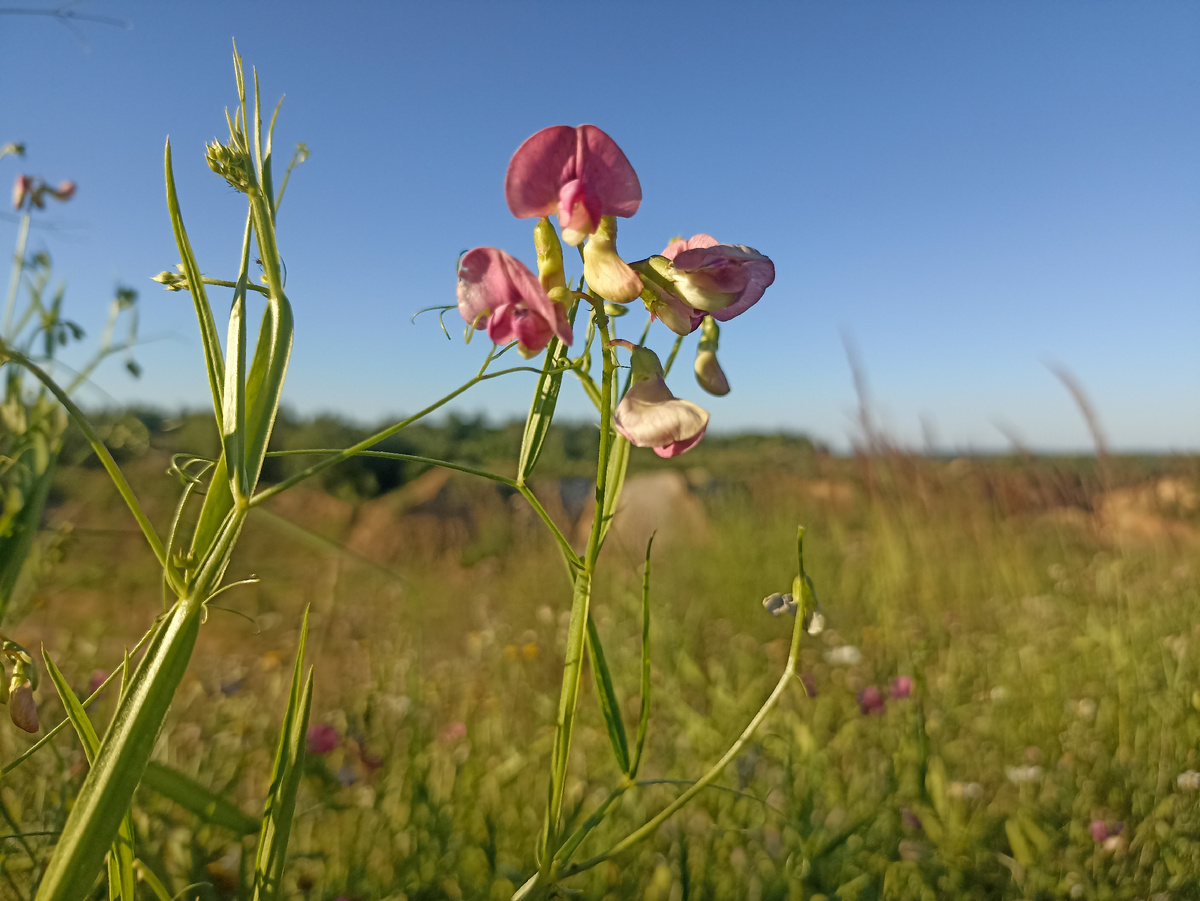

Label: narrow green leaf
[141,761,259,835]
[597,434,629,548]
[240,293,293,494]
[35,601,202,901]
[164,141,225,426]
[42,651,136,901]
[222,269,248,501]
[630,533,655,778]
[516,335,568,484]
[251,607,312,901]
[133,861,172,901]
[585,614,630,775]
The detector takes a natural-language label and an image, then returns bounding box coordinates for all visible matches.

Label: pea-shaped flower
[457,247,572,357]
[505,125,642,246]
[611,342,709,458]
[661,234,775,321]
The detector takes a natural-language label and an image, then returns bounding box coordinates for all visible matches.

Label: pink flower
[457,247,572,357]
[505,125,642,246]
[12,175,31,210]
[660,234,775,321]
[438,721,467,743]
[306,723,340,754]
[1089,820,1107,842]
[88,669,109,696]
[890,675,913,699]
[858,685,885,715]
[611,343,709,458]
[49,180,75,201]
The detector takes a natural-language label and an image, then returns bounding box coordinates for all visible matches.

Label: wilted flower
[890,675,913,699]
[457,247,572,357]
[505,124,642,246]
[611,342,709,458]
[762,592,796,617]
[582,216,641,303]
[858,685,885,715]
[8,680,38,733]
[659,234,775,320]
[306,723,340,754]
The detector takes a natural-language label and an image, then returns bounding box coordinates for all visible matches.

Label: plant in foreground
[0,49,820,900]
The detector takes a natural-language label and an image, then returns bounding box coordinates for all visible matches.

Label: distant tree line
[59,407,823,502]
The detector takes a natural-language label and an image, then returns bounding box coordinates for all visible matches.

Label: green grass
[1,450,1197,900]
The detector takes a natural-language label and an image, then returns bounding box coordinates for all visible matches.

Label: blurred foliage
[5,419,1199,899]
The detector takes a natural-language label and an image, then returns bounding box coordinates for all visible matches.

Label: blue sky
[1,1,1196,452]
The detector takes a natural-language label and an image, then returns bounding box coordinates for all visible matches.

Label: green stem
[262,448,581,568]
[540,303,615,868]
[248,363,567,508]
[0,341,165,567]
[1,212,30,340]
[562,602,806,878]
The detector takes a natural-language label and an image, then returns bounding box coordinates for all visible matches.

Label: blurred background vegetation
[1,409,1198,900]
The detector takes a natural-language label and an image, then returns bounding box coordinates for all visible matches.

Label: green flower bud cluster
[151,264,189,292]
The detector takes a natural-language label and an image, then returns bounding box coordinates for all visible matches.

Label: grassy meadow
[1,414,1198,900]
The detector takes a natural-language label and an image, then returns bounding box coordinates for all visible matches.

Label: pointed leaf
[585,614,630,775]
[35,601,202,901]
[251,607,312,901]
[142,761,259,835]
[630,533,655,777]
[42,651,137,901]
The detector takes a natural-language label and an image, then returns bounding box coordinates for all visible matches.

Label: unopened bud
[152,265,189,292]
[533,217,566,293]
[205,140,253,193]
[582,217,641,304]
[694,349,730,396]
[8,680,37,733]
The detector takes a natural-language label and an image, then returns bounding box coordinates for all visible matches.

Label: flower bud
[49,180,75,202]
[205,139,254,193]
[11,174,31,211]
[8,678,37,733]
[152,265,189,292]
[533,217,566,293]
[693,316,730,395]
[582,216,641,304]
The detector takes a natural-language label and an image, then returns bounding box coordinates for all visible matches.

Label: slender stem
[249,364,567,507]
[541,303,615,867]
[200,277,269,295]
[263,448,582,568]
[0,341,165,567]
[563,606,806,877]
[1,212,30,340]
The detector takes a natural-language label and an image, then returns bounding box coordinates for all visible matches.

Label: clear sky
[2,1,1197,453]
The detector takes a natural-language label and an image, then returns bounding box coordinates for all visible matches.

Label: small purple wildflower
[890,675,913,699]
[858,685,885,716]
[306,723,340,755]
